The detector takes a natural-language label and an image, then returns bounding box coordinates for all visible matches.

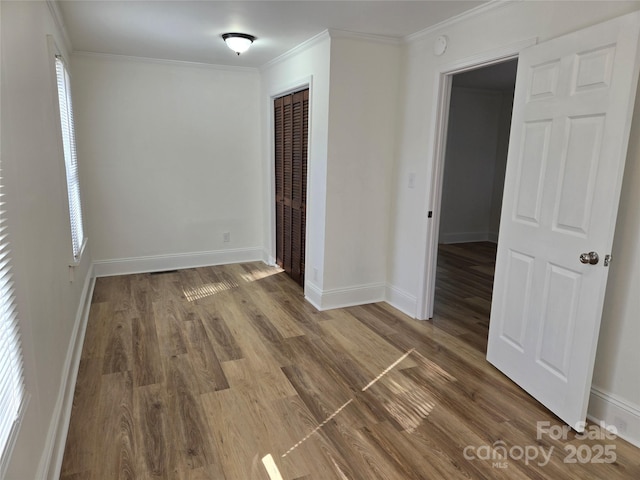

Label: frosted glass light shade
[222,33,256,55]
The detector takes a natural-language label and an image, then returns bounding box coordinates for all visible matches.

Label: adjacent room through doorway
[433,59,517,353]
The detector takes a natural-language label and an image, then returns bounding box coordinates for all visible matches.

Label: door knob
[579,251,599,265]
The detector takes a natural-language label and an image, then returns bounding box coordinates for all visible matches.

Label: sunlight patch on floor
[384,382,436,433]
[281,348,430,460]
[261,454,284,480]
[183,265,283,302]
[183,279,239,301]
[412,349,457,384]
[240,266,283,283]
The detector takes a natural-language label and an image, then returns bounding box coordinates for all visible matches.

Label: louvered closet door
[274,89,309,286]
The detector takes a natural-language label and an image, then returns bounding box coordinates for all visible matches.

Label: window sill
[69,237,88,282]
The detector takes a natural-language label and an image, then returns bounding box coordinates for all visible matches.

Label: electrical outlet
[223,232,230,243]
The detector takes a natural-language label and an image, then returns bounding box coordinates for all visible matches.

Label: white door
[487,11,640,430]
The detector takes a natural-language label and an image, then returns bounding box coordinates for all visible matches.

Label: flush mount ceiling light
[222,33,256,55]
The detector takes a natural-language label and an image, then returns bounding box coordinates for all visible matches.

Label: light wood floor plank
[132,313,164,387]
[133,383,172,479]
[59,356,102,477]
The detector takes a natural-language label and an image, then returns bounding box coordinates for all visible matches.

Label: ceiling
[57,1,486,68]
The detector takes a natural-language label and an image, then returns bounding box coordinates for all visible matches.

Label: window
[55,55,85,261]
[0,176,26,472]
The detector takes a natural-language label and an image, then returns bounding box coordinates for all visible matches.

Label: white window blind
[0,172,25,469]
[55,56,85,261]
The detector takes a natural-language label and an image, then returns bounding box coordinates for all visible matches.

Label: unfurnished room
[2,1,640,479]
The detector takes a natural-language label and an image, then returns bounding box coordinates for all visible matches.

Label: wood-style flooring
[61,242,640,479]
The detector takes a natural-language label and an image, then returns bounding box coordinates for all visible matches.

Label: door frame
[268,77,313,284]
[416,38,537,320]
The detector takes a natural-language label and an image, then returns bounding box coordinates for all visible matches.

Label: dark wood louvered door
[274,88,309,286]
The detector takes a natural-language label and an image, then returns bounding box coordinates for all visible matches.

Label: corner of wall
[305,282,386,311]
[384,283,417,318]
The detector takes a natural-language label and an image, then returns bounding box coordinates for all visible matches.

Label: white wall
[260,32,331,300]
[72,54,263,274]
[323,35,401,302]
[260,33,402,309]
[439,87,504,244]
[591,73,640,445]
[389,0,640,445]
[1,1,93,478]
[5,3,640,477]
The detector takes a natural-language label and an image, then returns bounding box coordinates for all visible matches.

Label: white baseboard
[587,386,640,448]
[385,284,417,318]
[93,247,264,277]
[263,251,277,267]
[304,281,323,310]
[38,264,96,480]
[439,231,498,244]
[304,282,386,311]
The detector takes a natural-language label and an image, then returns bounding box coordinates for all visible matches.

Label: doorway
[433,60,517,352]
[274,88,309,286]
[420,13,640,430]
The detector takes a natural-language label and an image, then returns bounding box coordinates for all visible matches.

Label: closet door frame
[273,85,310,287]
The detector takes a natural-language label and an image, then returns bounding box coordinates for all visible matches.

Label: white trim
[37,264,95,480]
[71,51,259,73]
[405,0,515,44]
[416,37,536,321]
[93,247,264,277]
[587,386,640,448]
[328,28,402,45]
[263,250,277,267]
[415,69,452,321]
[268,79,314,302]
[69,236,88,268]
[261,30,330,72]
[384,284,418,319]
[304,283,386,311]
[46,0,72,55]
[269,76,313,100]
[432,37,537,76]
[304,282,323,311]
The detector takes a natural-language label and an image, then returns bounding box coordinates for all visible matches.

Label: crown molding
[328,28,402,46]
[404,0,516,44]
[46,0,73,55]
[260,27,401,72]
[71,51,259,73]
[260,30,330,72]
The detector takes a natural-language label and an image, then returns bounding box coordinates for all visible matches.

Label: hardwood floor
[61,245,640,479]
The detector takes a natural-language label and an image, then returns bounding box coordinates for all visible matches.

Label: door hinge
[428,211,433,218]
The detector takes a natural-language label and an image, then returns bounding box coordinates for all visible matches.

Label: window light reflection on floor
[279,348,438,459]
[182,265,283,302]
[183,279,239,301]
